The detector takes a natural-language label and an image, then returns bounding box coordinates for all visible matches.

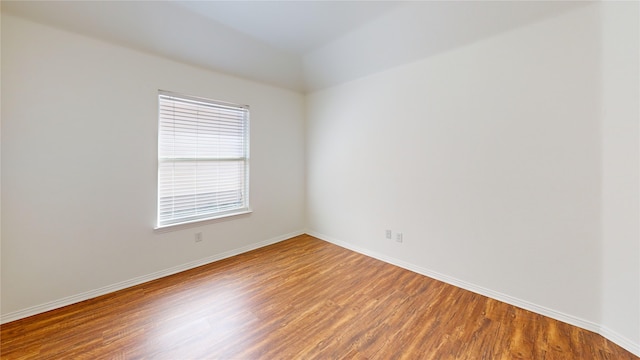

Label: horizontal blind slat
[157,92,249,227]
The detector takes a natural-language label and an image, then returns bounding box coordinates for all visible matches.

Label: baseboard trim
[600,326,640,357]
[307,230,640,358]
[0,230,305,325]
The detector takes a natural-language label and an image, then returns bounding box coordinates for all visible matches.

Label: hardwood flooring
[1,234,637,359]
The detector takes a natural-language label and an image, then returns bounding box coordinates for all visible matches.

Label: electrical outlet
[195,232,203,243]
[385,230,392,239]
[396,233,403,243]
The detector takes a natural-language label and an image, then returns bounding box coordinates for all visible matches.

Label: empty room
[1,1,638,359]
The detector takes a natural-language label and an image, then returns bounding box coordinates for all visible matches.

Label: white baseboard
[600,326,640,357]
[0,230,305,325]
[307,230,640,358]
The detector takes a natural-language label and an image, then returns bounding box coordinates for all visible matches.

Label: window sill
[154,209,252,232]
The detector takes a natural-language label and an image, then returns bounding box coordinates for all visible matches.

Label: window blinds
[157,91,249,227]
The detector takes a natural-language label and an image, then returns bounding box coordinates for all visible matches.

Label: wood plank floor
[1,234,637,359]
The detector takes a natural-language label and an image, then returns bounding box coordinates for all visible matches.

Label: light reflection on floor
[142,276,262,358]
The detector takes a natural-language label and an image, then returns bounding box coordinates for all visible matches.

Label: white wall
[308,3,638,355]
[2,1,306,92]
[1,14,306,318]
[600,1,640,352]
[303,1,586,91]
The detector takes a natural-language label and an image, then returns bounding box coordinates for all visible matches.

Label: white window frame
[156,90,250,229]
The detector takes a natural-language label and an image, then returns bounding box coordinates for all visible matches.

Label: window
[157,90,250,228]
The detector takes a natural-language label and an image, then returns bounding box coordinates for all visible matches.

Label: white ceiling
[174,1,405,55]
[2,1,588,93]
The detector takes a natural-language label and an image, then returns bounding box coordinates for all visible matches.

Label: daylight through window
[157,91,250,228]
